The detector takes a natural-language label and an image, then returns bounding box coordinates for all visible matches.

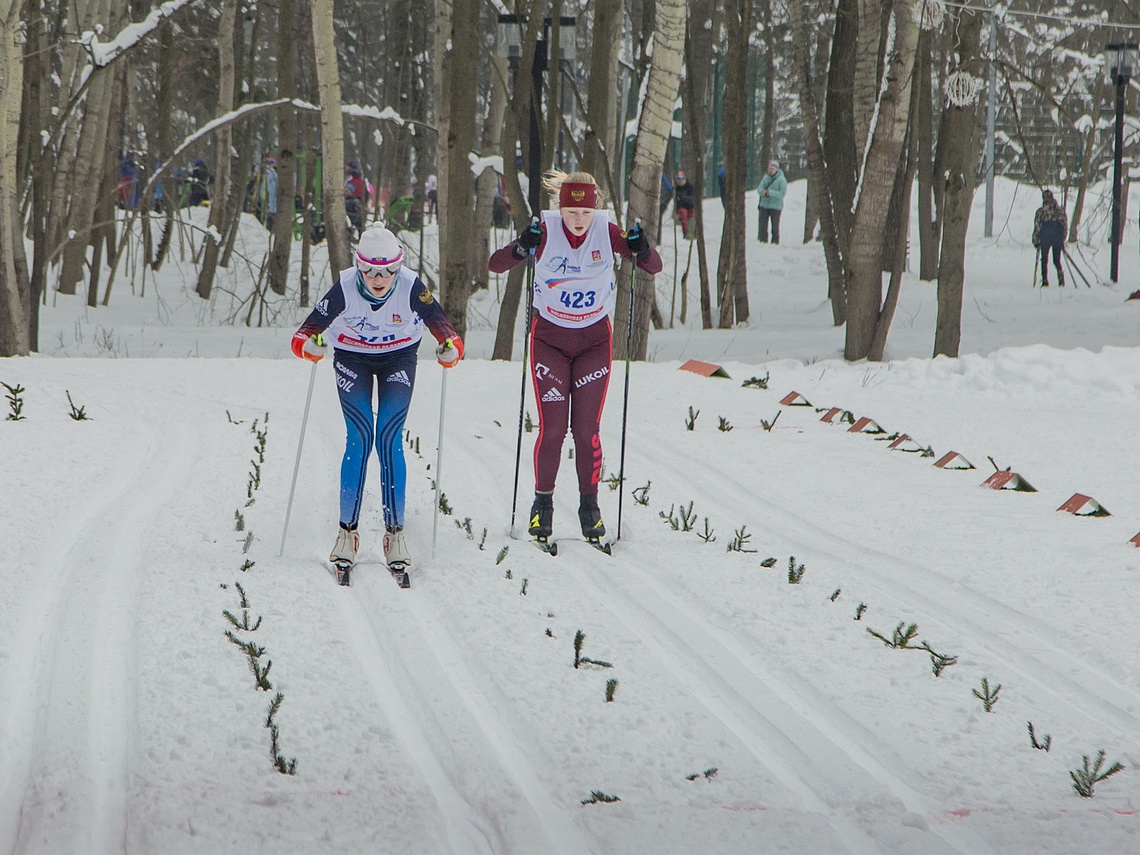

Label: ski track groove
[581,550,996,855]
[334,569,597,855]
[549,545,961,855]
[0,422,196,855]
[636,434,1140,741]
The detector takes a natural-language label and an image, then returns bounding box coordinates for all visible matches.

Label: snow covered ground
[2,177,1139,854]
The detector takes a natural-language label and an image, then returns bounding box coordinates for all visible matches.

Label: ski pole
[432,367,448,559]
[509,218,539,538]
[615,217,641,543]
[278,356,319,557]
[1032,248,1039,289]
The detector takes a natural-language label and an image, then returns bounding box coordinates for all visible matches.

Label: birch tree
[843,0,919,361]
[0,0,28,355]
[310,0,350,271]
[613,0,684,361]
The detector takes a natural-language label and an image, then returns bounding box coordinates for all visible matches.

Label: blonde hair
[541,169,605,209]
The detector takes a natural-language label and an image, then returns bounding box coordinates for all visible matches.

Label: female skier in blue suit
[292,226,462,580]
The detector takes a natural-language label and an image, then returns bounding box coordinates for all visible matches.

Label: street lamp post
[1105,43,1138,283]
[497,15,576,219]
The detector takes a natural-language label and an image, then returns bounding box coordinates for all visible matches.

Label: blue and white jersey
[534,211,616,330]
[319,266,425,355]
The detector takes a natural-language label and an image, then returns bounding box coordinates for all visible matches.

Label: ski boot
[330,524,359,586]
[578,494,611,554]
[529,492,556,554]
[384,526,412,588]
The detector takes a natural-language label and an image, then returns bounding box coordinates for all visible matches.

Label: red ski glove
[291,331,327,363]
[435,335,463,368]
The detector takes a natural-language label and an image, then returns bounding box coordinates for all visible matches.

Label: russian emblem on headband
[571,189,585,202]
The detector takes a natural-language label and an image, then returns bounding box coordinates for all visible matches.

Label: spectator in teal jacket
[757,160,787,244]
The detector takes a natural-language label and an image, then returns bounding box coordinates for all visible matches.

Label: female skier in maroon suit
[488,170,662,542]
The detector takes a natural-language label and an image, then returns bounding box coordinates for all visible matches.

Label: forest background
[1,0,1138,362]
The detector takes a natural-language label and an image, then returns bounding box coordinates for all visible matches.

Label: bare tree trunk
[716,0,751,328]
[310,0,350,271]
[844,0,918,361]
[824,0,858,253]
[788,0,846,324]
[916,27,940,280]
[0,0,28,355]
[613,0,684,361]
[583,0,620,180]
[195,0,238,299]
[933,8,984,358]
[267,0,298,295]
[472,48,508,291]
[683,3,714,330]
[852,0,883,158]
[436,0,479,339]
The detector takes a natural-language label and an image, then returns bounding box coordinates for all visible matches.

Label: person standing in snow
[487,170,663,543]
[1032,189,1067,287]
[264,156,278,230]
[291,226,463,579]
[673,170,696,239]
[757,160,787,244]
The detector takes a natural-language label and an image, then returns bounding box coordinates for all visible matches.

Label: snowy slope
[1,177,1139,853]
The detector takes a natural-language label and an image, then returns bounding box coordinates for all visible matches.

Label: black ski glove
[626,223,649,260]
[516,220,543,253]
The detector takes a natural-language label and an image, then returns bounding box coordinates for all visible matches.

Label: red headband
[559,182,598,209]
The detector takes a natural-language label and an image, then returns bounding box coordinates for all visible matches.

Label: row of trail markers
[775,389,1137,546]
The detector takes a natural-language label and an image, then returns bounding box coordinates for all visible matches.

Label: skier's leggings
[529,316,612,496]
[332,347,417,530]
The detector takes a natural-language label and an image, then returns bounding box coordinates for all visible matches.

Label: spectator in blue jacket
[757,160,787,244]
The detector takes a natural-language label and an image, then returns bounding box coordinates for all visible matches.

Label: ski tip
[333,561,353,586]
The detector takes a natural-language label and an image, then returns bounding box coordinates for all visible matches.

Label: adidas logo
[541,387,565,402]
[387,370,412,387]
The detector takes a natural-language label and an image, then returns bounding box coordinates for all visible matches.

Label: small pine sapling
[717,416,733,432]
[65,390,90,420]
[829,588,841,602]
[677,500,696,531]
[926,648,958,677]
[603,472,622,491]
[239,559,255,572]
[697,518,716,543]
[972,677,1001,712]
[1027,722,1052,752]
[581,791,620,805]
[742,372,769,389]
[495,545,509,565]
[759,556,777,567]
[573,629,613,669]
[632,481,651,505]
[226,410,244,425]
[478,528,488,550]
[438,492,453,515]
[520,578,528,596]
[759,411,782,432]
[685,406,699,430]
[504,568,513,580]
[726,526,757,553]
[660,503,680,530]
[605,679,618,702]
[455,516,474,538]
[867,621,919,648]
[3,381,26,420]
[854,602,868,620]
[1070,750,1124,798]
[234,509,245,531]
[787,556,806,584]
[241,531,254,554]
[265,692,297,775]
[525,411,534,433]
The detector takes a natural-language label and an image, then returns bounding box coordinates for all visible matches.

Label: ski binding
[332,560,353,587]
[533,536,558,556]
[389,562,411,588]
